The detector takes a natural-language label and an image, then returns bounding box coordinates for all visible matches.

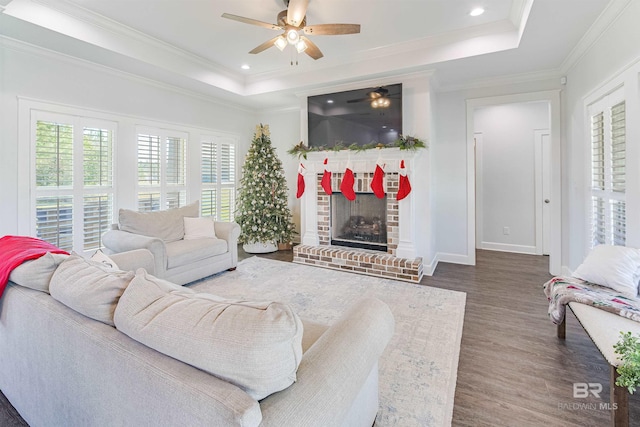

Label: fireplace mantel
[300,148,421,174]
[299,148,427,262]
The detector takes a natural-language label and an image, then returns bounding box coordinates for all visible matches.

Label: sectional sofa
[0,249,395,426]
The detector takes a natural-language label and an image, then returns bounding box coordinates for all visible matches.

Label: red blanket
[0,235,69,297]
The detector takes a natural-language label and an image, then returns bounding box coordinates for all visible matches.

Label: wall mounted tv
[307,83,402,148]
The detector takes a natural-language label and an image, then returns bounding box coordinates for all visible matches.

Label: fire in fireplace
[330,193,387,251]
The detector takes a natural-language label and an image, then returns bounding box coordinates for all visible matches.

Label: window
[137,129,187,212]
[588,88,626,248]
[34,114,115,252]
[201,137,236,221]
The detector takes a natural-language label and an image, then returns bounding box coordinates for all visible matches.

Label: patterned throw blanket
[543,276,640,325]
[0,235,68,297]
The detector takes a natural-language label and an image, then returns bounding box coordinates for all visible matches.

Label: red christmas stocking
[321,158,332,195]
[370,160,385,198]
[340,167,356,201]
[296,163,305,199]
[397,160,412,201]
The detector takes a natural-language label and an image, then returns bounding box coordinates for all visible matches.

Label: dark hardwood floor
[1,249,637,426]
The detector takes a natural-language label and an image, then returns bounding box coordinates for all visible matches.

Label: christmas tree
[236,124,295,247]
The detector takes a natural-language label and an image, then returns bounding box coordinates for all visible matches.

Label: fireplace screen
[331,193,387,251]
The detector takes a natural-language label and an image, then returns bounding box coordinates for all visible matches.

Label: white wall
[0,38,256,237]
[474,101,549,253]
[563,0,640,271]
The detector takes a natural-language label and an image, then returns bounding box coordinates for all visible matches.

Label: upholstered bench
[557,302,640,427]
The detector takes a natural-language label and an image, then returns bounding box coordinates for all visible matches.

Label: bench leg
[557,317,566,339]
[611,366,629,427]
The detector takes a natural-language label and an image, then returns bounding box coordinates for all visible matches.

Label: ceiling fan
[221,0,360,60]
[347,87,400,108]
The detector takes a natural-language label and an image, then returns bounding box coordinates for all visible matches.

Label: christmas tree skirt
[243,242,277,253]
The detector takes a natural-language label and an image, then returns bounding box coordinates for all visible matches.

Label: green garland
[287,135,427,159]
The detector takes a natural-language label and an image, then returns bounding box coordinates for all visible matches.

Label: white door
[534,129,551,255]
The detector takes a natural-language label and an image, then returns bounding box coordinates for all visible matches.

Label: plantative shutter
[200,139,236,221]
[166,136,185,186]
[610,101,625,193]
[591,112,604,191]
[591,196,606,246]
[35,121,74,250]
[83,127,114,250]
[611,200,626,246]
[587,89,626,249]
[138,134,161,186]
[220,143,235,184]
[83,128,113,187]
[36,196,74,251]
[84,194,112,250]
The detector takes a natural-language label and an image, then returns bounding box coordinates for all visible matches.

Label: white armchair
[102,201,240,285]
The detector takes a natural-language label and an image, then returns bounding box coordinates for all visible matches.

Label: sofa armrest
[259,298,395,427]
[110,249,156,275]
[102,230,166,275]
[214,222,241,266]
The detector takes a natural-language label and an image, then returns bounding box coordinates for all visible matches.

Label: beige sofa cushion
[49,254,135,326]
[114,269,304,400]
[119,201,199,242]
[8,252,69,293]
[165,238,228,269]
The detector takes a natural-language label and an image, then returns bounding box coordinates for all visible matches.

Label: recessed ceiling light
[470,7,485,17]
[382,125,387,128]
[327,99,334,104]
[241,64,250,70]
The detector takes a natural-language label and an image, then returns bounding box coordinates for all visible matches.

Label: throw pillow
[90,249,120,271]
[183,217,217,240]
[50,254,135,326]
[119,200,199,242]
[8,252,69,293]
[114,269,303,400]
[572,244,640,298]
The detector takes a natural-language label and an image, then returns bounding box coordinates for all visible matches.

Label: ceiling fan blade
[221,13,282,31]
[286,0,308,27]
[346,97,370,103]
[303,23,361,36]
[301,36,323,60]
[249,36,281,54]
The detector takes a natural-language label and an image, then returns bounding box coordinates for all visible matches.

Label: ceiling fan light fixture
[274,36,287,51]
[296,40,307,53]
[286,29,300,45]
[371,98,391,108]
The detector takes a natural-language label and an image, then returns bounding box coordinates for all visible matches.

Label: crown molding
[3,0,246,93]
[0,35,255,113]
[559,0,633,75]
[435,68,561,93]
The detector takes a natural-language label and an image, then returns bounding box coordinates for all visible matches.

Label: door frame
[466,91,561,275]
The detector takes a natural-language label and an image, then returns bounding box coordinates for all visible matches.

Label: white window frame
[31,110,117,254]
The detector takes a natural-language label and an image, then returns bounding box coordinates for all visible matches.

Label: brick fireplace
[293,149,425,283]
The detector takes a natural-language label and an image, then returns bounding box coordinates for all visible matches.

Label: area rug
[190,257,466,426]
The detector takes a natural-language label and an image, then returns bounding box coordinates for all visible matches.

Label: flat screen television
[307,83,402,148]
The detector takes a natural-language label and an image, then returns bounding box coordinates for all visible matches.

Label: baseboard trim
[479,242,537,255]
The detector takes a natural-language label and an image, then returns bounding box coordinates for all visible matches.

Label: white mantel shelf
[300,148,425,174]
